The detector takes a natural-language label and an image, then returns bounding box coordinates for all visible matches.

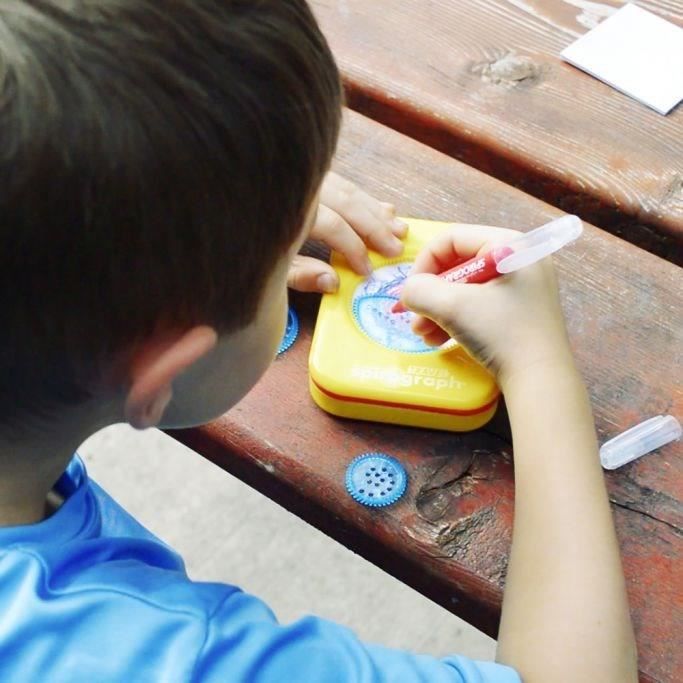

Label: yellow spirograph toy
[309,218,500,432]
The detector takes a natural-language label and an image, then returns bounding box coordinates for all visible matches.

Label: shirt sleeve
[193,590,520,683]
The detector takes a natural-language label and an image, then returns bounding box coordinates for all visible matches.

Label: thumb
[401,273,491,365]
[287,255,339,293]
[401,273,468,323]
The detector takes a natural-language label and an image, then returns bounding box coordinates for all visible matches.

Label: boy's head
[0,0,341,434]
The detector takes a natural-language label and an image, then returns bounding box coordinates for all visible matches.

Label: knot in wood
[480,53,540,86]
[661,173,683,207]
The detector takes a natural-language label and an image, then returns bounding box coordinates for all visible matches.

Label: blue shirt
[0,456,520,682]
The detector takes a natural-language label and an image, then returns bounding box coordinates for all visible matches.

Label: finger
[412,314,440,335]
[411,314,450,346]
[422,328,451,346]
[361,205,407,254]
[287,255,339,293]
[380,202,396,218]
[377,201,409,238]
[320,174,405,256]
[400,272,481,328]
[310,205,372,275]
[329,198,405,257]
[411,224,520,275]
[322,173,400,231]
[362,198,408,238]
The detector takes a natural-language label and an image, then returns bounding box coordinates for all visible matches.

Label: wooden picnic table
[170,110,682,683]
[310,0,683,264]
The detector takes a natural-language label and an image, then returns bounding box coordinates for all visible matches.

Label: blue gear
[277,307,299,355]
[345,453,408,507]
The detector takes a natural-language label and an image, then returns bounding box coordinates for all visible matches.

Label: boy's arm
[496,358,637,682]
[401,223,638,683]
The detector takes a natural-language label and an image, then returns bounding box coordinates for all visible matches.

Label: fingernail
[386,236,405,256]
[317,273,338,293]
[392,219,409,237]
[364,258,374,275]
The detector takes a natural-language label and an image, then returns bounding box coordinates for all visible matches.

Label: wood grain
[169,111,682,683]
[310,0,683,263]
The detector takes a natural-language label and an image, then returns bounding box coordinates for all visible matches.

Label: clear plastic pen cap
[496,215,583,274]
[600,415,682,470]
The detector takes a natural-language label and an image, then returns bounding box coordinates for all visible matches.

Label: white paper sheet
[561,3,683,115]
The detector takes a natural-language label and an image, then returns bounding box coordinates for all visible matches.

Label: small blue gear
[277,307,299,355]
[345,453,408,507]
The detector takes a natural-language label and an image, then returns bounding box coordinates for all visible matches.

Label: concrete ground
[80,424,496,661]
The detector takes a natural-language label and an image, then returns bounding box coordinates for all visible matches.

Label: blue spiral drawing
[351,263,432,354]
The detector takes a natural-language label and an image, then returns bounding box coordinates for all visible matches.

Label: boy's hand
[287,172,408,293]
[399,223,573,387]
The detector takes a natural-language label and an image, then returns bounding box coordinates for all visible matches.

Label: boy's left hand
[287,172,408,293]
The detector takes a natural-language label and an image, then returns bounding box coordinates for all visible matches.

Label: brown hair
[0,0,342,426]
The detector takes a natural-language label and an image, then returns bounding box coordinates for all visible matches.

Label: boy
[0,1,637,681]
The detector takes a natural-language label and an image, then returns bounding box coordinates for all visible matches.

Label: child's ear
[124,326,218,430]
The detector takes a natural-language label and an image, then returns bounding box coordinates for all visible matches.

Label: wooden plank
[169,110,682,683]
[310,0,683,263]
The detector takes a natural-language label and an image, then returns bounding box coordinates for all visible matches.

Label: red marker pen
[391,215,583,314]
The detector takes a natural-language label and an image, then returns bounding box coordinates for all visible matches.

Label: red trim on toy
[311,378,499,417]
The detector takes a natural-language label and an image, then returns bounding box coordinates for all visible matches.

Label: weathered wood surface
[310,0,683,263]
[169,111,682,683]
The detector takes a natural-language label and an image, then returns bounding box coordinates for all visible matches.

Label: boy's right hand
[399,223,574,388]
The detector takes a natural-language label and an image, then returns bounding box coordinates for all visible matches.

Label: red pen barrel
[440,245,514,284]
[391,245,514,313]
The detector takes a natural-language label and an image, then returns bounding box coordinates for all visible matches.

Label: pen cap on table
[308,218,500,432]
[599,415,682,470]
